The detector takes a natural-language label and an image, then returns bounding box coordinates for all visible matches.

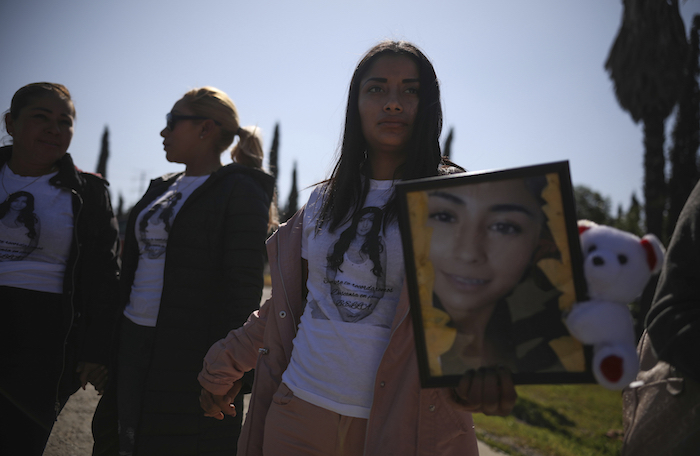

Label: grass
[473,384,624,456]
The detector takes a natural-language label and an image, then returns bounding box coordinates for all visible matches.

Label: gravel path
[45,386,100,456]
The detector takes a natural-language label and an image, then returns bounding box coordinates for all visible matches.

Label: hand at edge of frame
[76,362,108,395]
[451,366,517,417]
[200,379,243,420]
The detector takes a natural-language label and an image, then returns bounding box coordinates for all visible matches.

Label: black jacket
[647,180,700,382]
[120,163,274,455]
[0,145,121,402]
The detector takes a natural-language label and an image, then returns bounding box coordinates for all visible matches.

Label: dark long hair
[0,191,38,239]
[327,206,384,277]
[318,41,449,233]
[4,82,75,147]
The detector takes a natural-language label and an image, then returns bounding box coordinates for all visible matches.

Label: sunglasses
[165,112,221,131]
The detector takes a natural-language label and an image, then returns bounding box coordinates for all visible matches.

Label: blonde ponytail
[229,126,278,232]
[231,125,264,169]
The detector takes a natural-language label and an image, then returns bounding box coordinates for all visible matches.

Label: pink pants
[262,383,368,456]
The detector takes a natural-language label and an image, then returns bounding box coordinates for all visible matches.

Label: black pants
[92,316,245,455]
[117,317,156,456]
[0,286,73,455]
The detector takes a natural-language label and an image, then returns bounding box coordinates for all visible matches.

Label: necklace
[1,164,44,202]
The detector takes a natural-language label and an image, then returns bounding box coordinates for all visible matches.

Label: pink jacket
[199,210,479,456]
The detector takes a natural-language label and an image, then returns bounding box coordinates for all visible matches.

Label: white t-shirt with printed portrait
[123,174,208,327]
[282,179,405,418]
[0,164,73,294]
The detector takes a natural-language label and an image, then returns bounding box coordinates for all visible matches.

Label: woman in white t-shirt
[93,87,276,456]
[199,41,518,456]
[0,83,120,455]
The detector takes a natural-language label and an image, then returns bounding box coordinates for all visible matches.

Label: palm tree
[605,0,688,238]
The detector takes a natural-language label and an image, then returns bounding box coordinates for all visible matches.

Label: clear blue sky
[2,0,699,214]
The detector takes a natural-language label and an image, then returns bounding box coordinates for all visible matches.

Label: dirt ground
[44,386,100,456]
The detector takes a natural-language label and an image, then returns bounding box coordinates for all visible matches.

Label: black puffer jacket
[0,145,121,410]
[120,163,274,455]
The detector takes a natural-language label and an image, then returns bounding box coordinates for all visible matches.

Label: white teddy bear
[565,220,665,390]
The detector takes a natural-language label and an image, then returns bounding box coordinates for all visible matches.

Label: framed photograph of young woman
[397,161,593,387]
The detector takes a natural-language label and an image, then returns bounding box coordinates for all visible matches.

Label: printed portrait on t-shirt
[0,191,40,261]
[324,206,389,323]
[138,191,182,259]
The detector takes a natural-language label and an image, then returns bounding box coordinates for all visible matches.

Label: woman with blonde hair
[94,87,275,455]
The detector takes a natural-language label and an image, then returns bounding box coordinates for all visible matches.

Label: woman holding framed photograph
[199,40,516,456]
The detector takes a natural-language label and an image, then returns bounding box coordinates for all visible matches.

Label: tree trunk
[643,116,667,238]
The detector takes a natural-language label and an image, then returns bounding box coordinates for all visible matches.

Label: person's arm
[215,174,272,338]
[76,362,108,394]
[200,379,244,420]
[64,177,120,395]
[199,295,270,395]
[200,173,271,400]
[78,178,121,376]
[198,290,271,420]
[646,182,700,382]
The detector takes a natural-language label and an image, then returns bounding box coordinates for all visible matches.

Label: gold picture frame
[397,161,593,387]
